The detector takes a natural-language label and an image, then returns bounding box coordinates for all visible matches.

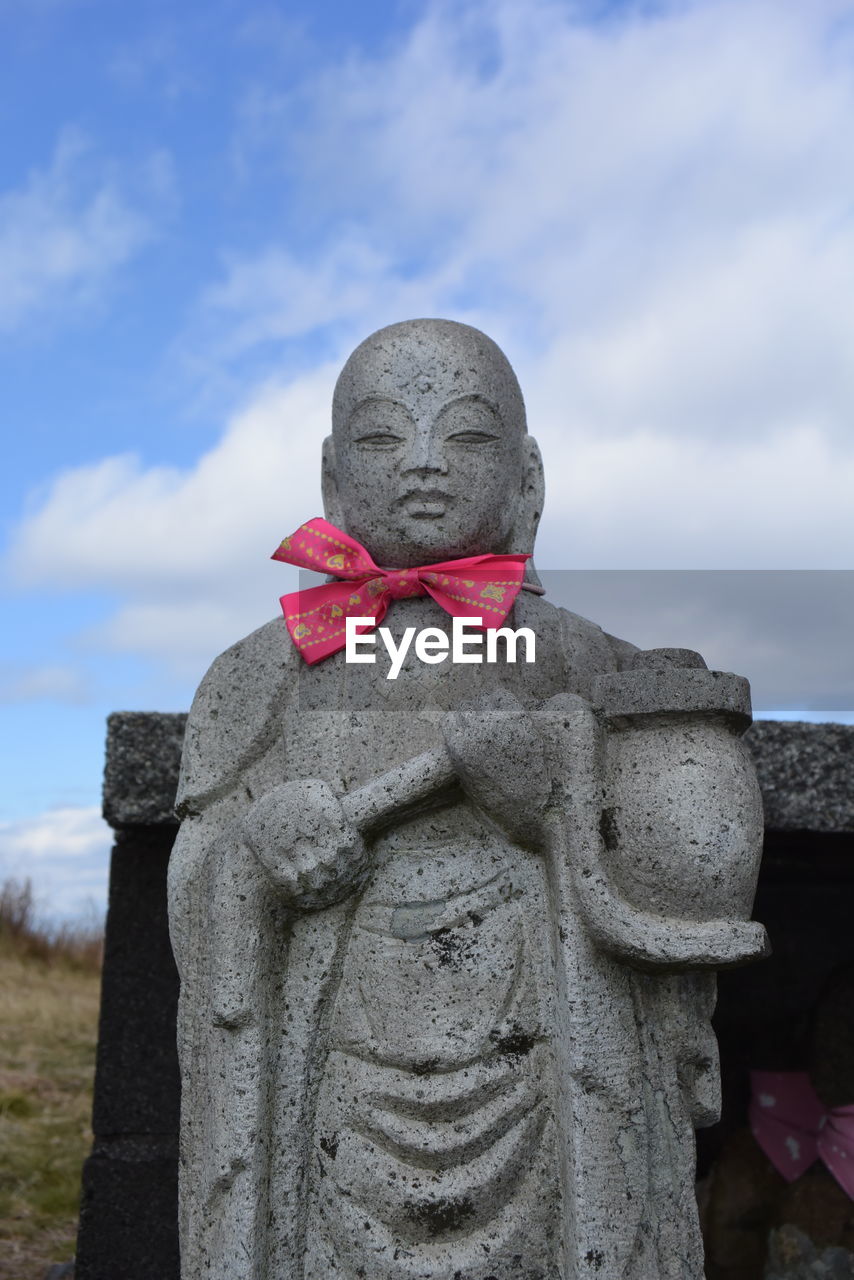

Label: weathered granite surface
[746,721,854,834]
[167,319,769,1280]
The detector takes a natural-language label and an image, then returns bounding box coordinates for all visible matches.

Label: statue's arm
[168,619,292,986]
[241,689,559,903]
[175,618,294,820]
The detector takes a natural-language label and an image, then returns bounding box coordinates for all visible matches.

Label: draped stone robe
[168,592,718,1280]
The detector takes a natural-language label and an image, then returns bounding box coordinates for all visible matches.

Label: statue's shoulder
[517,592,639,674]
[176,616,297,817]
[557,603,639,672]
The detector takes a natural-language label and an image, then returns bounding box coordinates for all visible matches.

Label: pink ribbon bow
[749,1070,854,1198]
[271,517,530,664]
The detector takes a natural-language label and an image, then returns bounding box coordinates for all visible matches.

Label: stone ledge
[102,712,187,830]
[101,712,854,835]
[745,720,854,835]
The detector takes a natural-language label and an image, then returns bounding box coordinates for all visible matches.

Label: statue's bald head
[323,318,543,568]
[332,319,527,439]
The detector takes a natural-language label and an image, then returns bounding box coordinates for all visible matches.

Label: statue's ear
[510,435,545,558]
[321,436,346,528]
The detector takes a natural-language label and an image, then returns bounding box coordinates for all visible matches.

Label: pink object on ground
[272,517,530,663]
[749,1070,854,1198]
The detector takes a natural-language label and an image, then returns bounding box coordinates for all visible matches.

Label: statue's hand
[242,780,368,910]
[442,688,552,847]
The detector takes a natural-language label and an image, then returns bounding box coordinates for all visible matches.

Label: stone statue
[168,319,769,1280]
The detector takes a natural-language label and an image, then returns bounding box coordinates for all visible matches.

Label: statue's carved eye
[354,431,404,449]
[447,430,499,445]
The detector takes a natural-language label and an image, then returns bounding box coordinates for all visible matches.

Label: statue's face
[328,323,527,567]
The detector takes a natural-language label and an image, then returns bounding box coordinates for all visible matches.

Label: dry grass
[0,880,102,973]
[0,879,103,1279]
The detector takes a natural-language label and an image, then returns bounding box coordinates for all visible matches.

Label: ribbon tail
[749,1109,821,1182]
[281,584,390,665]
[819,1119,854,1200]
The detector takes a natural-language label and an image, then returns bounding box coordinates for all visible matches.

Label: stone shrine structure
[75,714,854,1280]
[164,319,769,1279]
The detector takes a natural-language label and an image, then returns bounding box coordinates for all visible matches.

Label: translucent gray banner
[294,568,854,720]
[538,570,853,721]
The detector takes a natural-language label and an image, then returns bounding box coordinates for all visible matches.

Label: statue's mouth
[399,489,453,518]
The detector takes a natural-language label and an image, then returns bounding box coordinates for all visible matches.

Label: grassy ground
[0,881,102,1280]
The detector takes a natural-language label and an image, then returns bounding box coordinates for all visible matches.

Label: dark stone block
[102,712,187,829]
[810,961,854,1109]
[75,818,181,1277]
[76,1138,179,1280]
[717,855,854,1068]
[91,830,180,1137]
[697,827,854,1180]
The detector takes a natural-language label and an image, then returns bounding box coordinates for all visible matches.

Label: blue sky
[2,0,853,919]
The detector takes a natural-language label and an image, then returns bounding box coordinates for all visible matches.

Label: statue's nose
[402,426,447,474]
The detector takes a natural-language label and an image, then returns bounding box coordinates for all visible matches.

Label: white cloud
[213,0,854,534]
[7,370,333,673]
[9,370,331,590]
[108,29,199,100]
[535,423,854,569]
[6,0,854,682]
[0,806,111,922]
[202,240,396,357]
[0,662,90,704]
[0,128,159,332]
